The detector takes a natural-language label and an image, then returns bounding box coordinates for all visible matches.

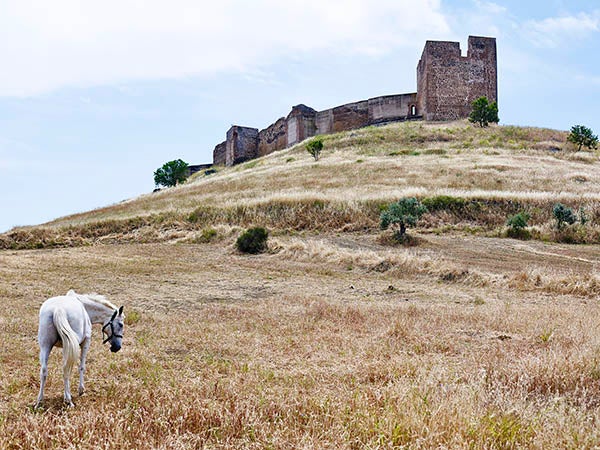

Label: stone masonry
[212,36,497,166]
[416,36,497,121]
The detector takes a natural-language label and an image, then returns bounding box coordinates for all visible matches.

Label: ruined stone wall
[220,94,421,166]
[213,141,226,166]
[286,105,317,147]
[225,126,259,166]
[368,93,418,124]
[417,36,497,121]
[315,109,333,135]
[258,117,287,157]
[332,100,369,133]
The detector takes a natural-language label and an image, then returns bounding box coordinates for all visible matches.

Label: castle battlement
[212,36,497,166]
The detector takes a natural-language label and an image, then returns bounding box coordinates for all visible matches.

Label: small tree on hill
[380,197,428,241]
[468,96,499,127]
[154,159,189,187]
[306,138,324,161]
[567,125,598,151]
[553,203,576,230]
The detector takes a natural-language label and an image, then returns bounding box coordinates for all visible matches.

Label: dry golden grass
[2,120,600,448]
[32,120,597,230]
[2,233,600,448]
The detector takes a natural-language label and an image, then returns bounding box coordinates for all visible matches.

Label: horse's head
[102,306,124,353]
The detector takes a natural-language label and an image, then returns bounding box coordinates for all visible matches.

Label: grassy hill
[2,120,598,248]
[3,121,600,448]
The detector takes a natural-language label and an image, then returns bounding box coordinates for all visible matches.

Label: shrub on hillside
[306,138,324,161]
[553,203,576,230]
[422,195,466,212]
[380,197,428,242]
[236,227,269,254]
[506,212,531,239]
[506,212,529,230]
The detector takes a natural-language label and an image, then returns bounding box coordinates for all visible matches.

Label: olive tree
[380,197,428,240]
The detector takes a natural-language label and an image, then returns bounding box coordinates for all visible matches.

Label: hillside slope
[3,121,600,448]
[2,120,599,248]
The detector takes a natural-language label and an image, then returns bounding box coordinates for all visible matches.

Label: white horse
[35,290,124,408]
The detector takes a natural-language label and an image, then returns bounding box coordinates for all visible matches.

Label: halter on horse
[35,290,125,408]
[102,309,124,352]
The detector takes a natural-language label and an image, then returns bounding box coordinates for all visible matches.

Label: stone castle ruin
[212,36,497,166]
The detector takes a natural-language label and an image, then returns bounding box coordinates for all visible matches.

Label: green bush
[236,227,269,254]
[306,138,324,161]
[505,212,531,239]
[198,228,217,243]
[421,195,466,211]
[553,203,576,230]
[506,212,530,230]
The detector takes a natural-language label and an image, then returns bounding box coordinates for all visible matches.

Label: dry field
[2,231,600,449]
[2,121,600,448]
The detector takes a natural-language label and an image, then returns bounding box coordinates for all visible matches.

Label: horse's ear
[118,306,124,316]
[110,310,118,321]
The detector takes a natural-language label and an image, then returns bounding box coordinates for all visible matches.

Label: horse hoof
[78,387,85,396]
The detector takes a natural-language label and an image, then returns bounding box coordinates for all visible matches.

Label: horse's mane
[67,289,118,311]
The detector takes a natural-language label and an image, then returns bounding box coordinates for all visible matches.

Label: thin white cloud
[524,11,600,48]
[0,0,449,97]
[474,1,507,15]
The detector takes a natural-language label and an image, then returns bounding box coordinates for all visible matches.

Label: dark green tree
[468,96,499,127]
[380,197,428,240]
[553,203,576,230]
[567,125,598,151]
[306,138,324,161]
[154,159,189,187]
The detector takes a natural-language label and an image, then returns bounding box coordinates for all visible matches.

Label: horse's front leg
[78,337,91,396]
[35,345,51,409]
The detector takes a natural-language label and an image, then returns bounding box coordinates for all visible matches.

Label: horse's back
[38,295,91,347]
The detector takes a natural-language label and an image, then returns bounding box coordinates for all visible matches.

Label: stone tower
[416,36,497,121]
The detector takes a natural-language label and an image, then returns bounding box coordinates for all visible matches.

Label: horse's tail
[53,308,81,373]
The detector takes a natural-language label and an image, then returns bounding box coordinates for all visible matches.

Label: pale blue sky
[1,0,599,232]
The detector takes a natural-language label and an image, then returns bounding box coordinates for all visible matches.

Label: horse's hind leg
[62,358,74,407]
[35,345,51,408]
[78,337,90,396]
